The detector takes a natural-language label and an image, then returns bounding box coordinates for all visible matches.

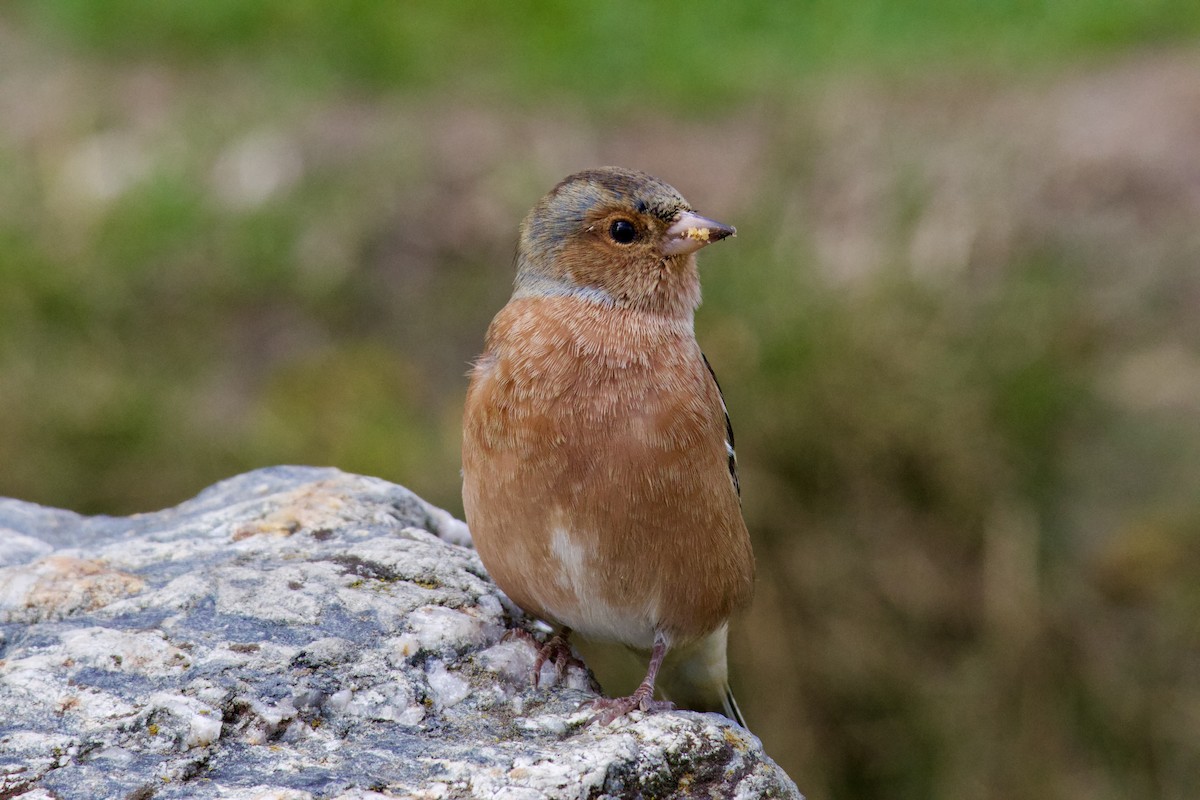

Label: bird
[461,167,755,725]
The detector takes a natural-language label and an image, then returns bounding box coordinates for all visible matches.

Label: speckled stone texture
[0,466,800,799]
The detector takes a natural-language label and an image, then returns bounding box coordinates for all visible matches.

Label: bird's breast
[462,296,754,647]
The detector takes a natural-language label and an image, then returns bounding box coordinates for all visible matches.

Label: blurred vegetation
[3,2,1200,798]
[13,0,1200,104]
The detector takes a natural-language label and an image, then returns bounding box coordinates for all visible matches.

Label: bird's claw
[581,692,676,726]
[502,628,586,688]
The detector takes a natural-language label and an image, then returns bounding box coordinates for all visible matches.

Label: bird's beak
[661,211,736,256]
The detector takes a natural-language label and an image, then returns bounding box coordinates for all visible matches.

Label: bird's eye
[609,219,637,244]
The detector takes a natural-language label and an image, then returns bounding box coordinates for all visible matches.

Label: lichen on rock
[0,466,800,799]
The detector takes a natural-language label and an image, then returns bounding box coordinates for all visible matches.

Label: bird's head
[513,167,735,318]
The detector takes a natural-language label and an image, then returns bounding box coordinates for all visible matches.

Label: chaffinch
[462,167,755,725]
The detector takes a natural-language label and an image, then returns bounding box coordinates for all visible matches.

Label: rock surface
[0,466,800,799]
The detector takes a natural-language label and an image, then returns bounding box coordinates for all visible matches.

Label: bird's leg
[503,626,585,688]
[584,631,676,725]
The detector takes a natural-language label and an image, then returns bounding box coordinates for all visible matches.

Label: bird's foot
[531,630,584,688]
[580,630,674,725]
[503,627,585,688]
[581,687,676,726]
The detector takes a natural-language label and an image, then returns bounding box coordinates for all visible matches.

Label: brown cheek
[558,241,628,295]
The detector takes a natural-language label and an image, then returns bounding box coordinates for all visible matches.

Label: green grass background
[3,2,1200,797]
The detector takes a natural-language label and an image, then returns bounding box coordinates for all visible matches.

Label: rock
[0,466,801,799]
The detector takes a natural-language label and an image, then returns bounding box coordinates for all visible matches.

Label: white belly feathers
[526,523,659,650]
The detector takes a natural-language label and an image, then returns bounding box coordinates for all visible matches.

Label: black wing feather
[701,353,740,498]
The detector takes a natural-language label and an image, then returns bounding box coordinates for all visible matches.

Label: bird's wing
[701,352,739,498]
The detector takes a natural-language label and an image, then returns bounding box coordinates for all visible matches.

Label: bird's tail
[657,624,749,729]
[720,683,748,728]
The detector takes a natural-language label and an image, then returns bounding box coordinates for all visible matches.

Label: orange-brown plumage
[461,167,754,724]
